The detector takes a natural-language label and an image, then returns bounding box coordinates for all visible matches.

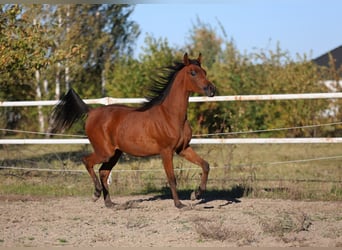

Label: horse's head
[182,53,216,97]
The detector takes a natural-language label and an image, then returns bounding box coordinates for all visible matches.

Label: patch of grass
[57,238,68,244]
[0,144,341,201]
[260,211,312,237]
[0,173,92,197]
[193,219,255,245]
[126,216,149,229]
[194,221,230,241]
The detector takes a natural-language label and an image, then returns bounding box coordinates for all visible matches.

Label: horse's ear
[183,53,190,65]
[197,53,202,64]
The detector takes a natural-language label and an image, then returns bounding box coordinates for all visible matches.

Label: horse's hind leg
[83,146,116,202]
[99,150,122,208]
[83,153,103,201]
[178,146,210,200]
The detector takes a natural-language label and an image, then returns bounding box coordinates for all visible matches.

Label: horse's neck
[160,76,189,123]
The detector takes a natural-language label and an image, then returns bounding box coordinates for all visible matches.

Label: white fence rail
[1,138,342,145]
[1,92,342,145]
[2,92,342,107]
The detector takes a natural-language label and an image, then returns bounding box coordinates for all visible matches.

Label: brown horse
[50,53,215,208]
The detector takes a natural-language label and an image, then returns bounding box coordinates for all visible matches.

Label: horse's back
[88,104,134,120]
[85,104,135,141]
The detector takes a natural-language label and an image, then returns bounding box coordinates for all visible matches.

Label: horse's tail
[49,88,90,133]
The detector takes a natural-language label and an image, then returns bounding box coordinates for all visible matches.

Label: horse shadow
[120,185,246,210]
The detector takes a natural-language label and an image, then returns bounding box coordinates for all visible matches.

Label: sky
[130,0,342,60]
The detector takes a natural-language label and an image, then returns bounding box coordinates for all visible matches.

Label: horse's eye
[190,70,197,76]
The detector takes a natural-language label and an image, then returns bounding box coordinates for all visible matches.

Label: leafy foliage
[0,5,50,101]
[0,4,139,134]
[0,6,340,138]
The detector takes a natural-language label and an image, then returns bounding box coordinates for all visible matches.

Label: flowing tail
[49,88,90,133]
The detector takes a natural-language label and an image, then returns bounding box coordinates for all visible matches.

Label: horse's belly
[115,111,182,156]
[115,121,160,156]
[117,136,160,157]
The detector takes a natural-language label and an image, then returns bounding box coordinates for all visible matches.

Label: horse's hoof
[175,202,186,209]
[105,201,116,208]
[92,194,101,202]
[92,188,102,202]
[190,191,197,201]
[190,190,201,201]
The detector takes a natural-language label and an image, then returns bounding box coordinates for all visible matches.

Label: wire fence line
[1,154,342,174]
[1,121,342,139]
[0,128,87,138]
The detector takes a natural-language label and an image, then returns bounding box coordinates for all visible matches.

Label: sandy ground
[0,194,341,247]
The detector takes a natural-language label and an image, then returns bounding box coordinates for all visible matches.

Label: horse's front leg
[161,150,185,208]
[178,146,210,200]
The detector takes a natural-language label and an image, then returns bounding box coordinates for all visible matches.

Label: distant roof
[312,45,342,69]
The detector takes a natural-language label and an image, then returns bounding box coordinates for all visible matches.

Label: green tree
[0,4,50,101]
[316,53,342,136]
[0,5,51,132]
[185,17,223,69]
[183,19,226,135]
[184,19,330,137]
[58,4,140,98]
[106,35,177,101]
[26,4,139,100]
[0,4,140,135]
[210,43,329,137]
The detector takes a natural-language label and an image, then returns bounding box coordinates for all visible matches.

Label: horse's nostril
[206,84,215,97]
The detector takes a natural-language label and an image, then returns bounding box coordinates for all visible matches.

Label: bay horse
[50,53,215,208]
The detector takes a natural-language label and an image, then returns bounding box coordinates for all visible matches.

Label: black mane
[137,59,200,111]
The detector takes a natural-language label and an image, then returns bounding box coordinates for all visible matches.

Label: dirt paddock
[0,194,341,247]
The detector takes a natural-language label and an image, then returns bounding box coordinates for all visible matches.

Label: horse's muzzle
[204,83,216,97]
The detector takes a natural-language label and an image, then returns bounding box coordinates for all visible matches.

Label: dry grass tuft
[260,211,312,237]
[193,219,256,245]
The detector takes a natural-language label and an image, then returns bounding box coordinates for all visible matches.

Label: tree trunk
[35,68,45,133]
[65,5,70,91]
[55,62,61,99]
[33,18,45,133]
[101,68,106,96]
